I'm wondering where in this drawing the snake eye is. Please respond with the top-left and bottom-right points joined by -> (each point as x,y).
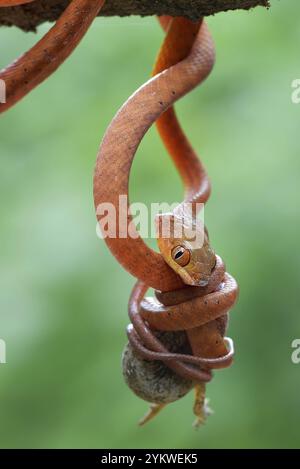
171,246 -> 191,267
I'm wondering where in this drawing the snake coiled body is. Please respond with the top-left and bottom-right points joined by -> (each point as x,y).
94,17 -> 238,420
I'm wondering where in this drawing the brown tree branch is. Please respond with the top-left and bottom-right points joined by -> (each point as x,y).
0,0 -> 269,32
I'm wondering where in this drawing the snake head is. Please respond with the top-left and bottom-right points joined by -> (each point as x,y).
155,212 -> 216,287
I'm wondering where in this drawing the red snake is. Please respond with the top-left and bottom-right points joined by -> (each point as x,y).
0,0 -> 105,113
93,17 -> 238,423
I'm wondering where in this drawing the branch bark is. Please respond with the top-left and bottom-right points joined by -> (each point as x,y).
0,0 -> 269,32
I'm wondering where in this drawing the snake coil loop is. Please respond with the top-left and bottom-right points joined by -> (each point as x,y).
126,253 -> 238,384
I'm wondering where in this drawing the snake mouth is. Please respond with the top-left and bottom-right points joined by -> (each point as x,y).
177,269 -> 210,287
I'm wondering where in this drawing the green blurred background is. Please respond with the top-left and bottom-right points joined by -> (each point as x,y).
0,1 -> 300,449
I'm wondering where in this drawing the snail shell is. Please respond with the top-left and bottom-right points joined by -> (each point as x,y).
122,331 -> 194,404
